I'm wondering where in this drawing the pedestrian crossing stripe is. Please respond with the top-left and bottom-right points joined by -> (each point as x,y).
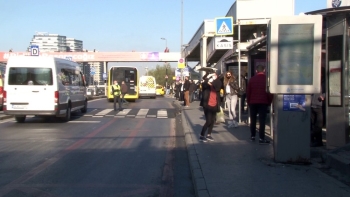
215,17 -> 234,35
78,108 -> 175,119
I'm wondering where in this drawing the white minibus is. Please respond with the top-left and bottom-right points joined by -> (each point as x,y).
4,56 -> 88,122
139,76 -> 156,99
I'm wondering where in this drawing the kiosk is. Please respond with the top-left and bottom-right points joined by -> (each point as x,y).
267,15 -> 323,163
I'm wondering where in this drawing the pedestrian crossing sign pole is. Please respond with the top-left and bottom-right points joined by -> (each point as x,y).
215,17 -> 234,35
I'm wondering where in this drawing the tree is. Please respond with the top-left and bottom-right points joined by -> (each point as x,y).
147,63 -> 175,86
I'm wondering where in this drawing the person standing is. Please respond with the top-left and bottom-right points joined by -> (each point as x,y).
198,80 -> 203,101
175,81 -> 181,100
199,72 -> 222,142
247,65 -> 273,144
112,80 -> 122,111
121,81 -> 129,105
183,76 -> 190,107
189,80 -> 196,103
223,71 -> 240,128
310,80 -> 325,147
240,73 -> 248,113
179,80 -> 184,102
166,84 -> 170,95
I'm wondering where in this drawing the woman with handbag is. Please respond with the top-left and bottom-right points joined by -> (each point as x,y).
223,71 -> 240,128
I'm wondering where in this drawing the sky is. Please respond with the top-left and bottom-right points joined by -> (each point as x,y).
0,0 -> 326,75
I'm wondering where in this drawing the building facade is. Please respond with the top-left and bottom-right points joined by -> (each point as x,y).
28,32 -> 83,52
66,38 -> 83,52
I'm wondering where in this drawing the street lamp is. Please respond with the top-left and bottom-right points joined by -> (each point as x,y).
145,67 -> 148,76
161,37 -> 167,51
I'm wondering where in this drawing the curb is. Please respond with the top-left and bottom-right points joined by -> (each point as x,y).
327,143 -> 350,178
174,101 -> 210,197
0,114 -> 12,120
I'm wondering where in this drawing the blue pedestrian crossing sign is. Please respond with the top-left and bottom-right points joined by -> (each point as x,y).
215,17 -> 234,35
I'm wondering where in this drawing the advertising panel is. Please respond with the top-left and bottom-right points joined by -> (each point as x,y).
268,15 -> 322,94
277,24 -> 314,86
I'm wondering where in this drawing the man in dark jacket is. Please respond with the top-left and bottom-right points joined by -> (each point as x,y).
247,65 -> 273,144
189,80 -> 197,103
183,76 -> 191,107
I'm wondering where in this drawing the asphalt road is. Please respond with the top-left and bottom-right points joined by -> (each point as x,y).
0,96 -> 194,197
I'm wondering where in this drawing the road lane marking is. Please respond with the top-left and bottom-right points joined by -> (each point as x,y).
95,109 -> 113,116
68,121 -> 101,123
157,109 -> 168,118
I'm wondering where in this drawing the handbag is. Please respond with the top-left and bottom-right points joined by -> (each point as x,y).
216,107 -> 225,123
235,87 -> 244,98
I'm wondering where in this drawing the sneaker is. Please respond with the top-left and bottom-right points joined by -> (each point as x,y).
227,123 -> 233,128
251,136 -> 255,141
206,135 -> 214,141
199,136 -> 207,142
233,121 -> 238,128
259,139 -> 270,144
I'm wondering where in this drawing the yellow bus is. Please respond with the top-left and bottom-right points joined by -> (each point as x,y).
107,66 -> 139,102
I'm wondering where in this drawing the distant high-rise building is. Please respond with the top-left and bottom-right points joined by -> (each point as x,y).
66,38 -> 83,52
28,32 -> 83,52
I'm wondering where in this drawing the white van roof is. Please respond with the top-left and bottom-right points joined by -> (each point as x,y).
7,56 -> 81,70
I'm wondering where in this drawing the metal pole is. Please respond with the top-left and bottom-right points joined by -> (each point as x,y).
238,21 -> 242,123
181,0 -> 183,53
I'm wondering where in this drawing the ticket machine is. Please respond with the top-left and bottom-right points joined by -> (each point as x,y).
267,15 -> 323,163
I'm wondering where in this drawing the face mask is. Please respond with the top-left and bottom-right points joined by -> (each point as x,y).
227,76 -> 231,79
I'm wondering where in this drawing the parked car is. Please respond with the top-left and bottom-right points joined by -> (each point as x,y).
86,88 -> 94,99
156,85 -> 165,96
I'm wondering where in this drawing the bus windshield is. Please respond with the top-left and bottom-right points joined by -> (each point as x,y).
108,67 -> 139,101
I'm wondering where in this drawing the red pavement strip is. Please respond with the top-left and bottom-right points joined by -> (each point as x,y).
159,119 -> 175,197
119,119 -> 146,148
0,117 -> 117,196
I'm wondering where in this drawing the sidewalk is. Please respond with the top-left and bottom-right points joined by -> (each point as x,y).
177,100 -> 350,197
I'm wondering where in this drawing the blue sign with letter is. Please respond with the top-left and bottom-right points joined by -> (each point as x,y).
103,73 -> 107,80
30,45 -> 39,56
283,94 -> 306,111
215,17 -> 233,35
